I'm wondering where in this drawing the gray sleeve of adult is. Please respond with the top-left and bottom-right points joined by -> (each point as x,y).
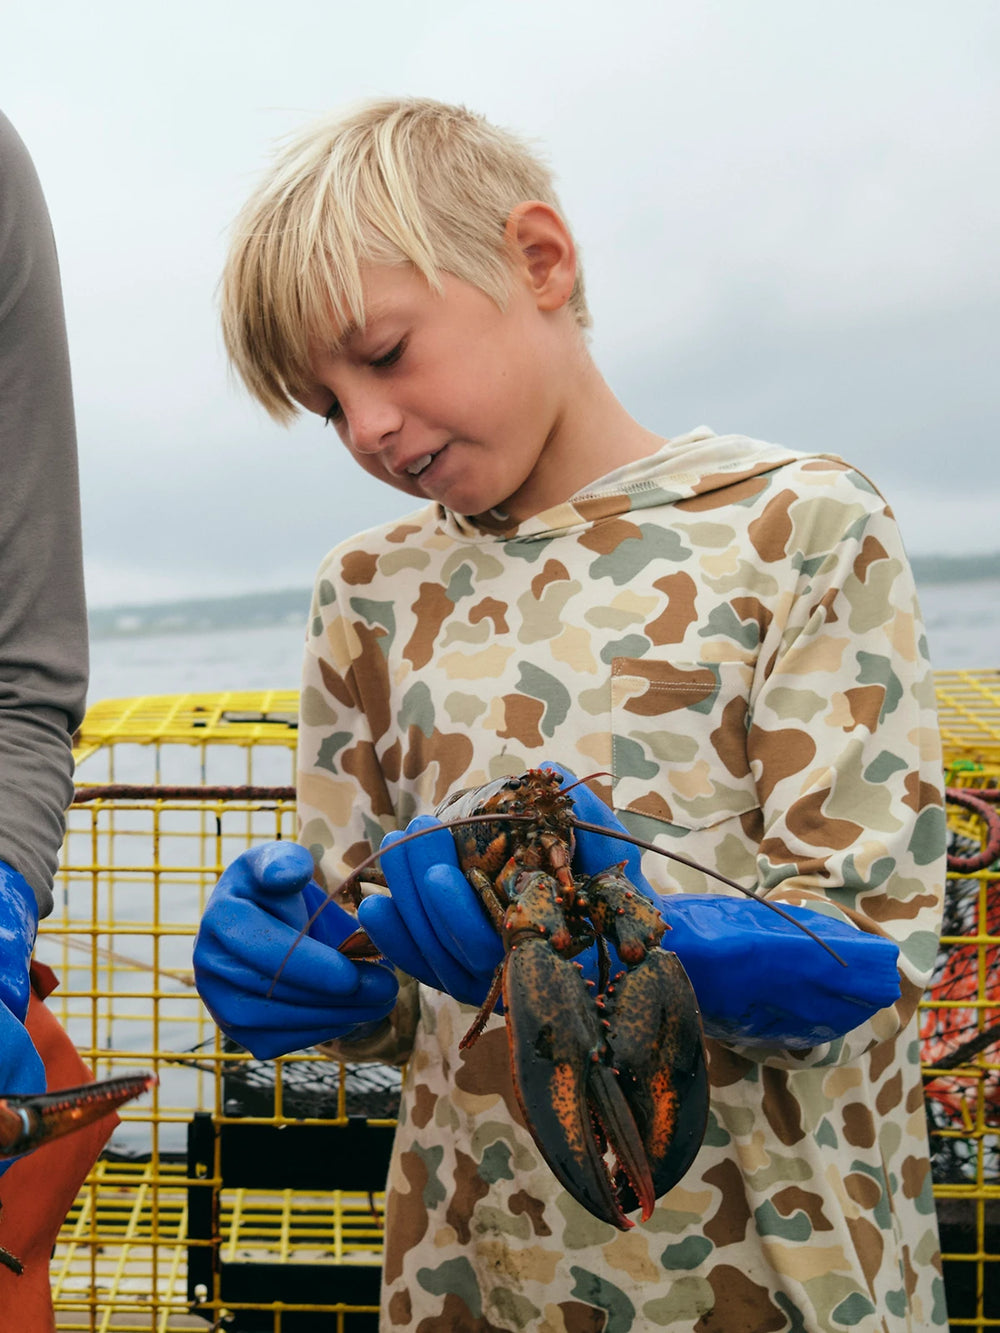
0,112 -> 88,916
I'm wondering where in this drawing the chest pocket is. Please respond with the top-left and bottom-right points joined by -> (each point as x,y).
610,657 -> 759,831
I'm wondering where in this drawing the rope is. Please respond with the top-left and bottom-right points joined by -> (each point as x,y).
72,784 -> 296,803
944,787 -> 1000,873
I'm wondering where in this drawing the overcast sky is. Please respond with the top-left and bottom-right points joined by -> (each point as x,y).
4,1 -> 997,608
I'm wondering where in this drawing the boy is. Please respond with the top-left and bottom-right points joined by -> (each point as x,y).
194,98 -> 947,1330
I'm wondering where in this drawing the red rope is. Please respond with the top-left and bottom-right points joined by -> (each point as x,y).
945,788 -> 1000,873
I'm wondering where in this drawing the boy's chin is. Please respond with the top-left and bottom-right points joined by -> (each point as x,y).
392,476 -> 432,503
376,471 -> 496,515
365,456 -> 521,519
362,467 -> 432,504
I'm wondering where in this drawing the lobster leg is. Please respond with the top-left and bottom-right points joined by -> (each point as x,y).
0,1072 -> 155,1160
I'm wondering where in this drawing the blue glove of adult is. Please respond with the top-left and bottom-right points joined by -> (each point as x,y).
0,861 -> 46,1176
549,762 -> 902,1048
357,818 -> 504,1008
193,842 -> 399,1060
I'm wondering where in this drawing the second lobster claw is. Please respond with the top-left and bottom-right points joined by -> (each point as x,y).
498,866 -> 709,1230
0,1072 -> 156,1160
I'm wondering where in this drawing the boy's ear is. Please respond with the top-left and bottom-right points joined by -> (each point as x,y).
503,202 -> 576,312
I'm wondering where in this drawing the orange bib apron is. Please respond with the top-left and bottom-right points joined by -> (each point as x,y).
0,963 -> 119,1330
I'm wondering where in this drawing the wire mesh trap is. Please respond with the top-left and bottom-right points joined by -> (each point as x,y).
24,678 -> 1000,1330
217,1042 -> 402,1123
922,781 -> 1000,1188
38,693 -> 390,1331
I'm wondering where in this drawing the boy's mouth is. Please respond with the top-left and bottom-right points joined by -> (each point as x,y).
405,451 -> 437,477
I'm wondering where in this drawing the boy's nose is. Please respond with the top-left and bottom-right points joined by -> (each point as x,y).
345,396 -> 403,455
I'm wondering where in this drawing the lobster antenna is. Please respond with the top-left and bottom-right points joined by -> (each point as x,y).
556,770 -> 613,798
552,771 -> 845,963
267,798 -> 847,996
568,817 -> 847,966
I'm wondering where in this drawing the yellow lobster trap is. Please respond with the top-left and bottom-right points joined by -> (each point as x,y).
927,670 -> 1000,1331
23,671 -> 1000,1329
41,692 -> 396,1332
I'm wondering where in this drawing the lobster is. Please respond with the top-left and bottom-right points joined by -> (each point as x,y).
301,766 -> 845,1232
435,771 -> 709,1229
0,1072 -> 154,1275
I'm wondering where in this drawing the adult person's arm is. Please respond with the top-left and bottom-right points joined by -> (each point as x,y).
0,112 -> 88,1164
0,111 -> 88,915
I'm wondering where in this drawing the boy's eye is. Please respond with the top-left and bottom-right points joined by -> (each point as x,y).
323,399 -> 343,426
370,339 -> 405,369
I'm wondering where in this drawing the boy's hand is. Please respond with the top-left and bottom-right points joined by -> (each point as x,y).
654,895 -> 901,1047
193,843 -> 399,1060
358,819 -> 504,1008
0,861 -> 46,1175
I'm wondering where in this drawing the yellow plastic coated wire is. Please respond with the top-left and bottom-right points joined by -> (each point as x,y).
28,681 -> 1000,1329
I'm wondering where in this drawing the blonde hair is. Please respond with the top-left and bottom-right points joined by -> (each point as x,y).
220,97 -> 590,422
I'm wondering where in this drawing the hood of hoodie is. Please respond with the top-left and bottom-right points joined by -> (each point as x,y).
437,427 -> 820,545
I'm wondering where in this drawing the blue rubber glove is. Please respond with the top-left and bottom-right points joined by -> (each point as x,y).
193,843 -> 399,1060
545,763 -> 903,1049
358,771 -> 626,1007
358,818 -> 504,1007
0,861 -> 46,1176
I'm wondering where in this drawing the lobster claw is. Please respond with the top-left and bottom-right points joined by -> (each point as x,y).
0,1072 -> 155,1161
495,865 -> 708,1230
502,933 -> 656,1230
604,948 -> 708,1212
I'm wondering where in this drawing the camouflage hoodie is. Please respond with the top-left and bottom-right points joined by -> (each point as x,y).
298,428 -> 947,1332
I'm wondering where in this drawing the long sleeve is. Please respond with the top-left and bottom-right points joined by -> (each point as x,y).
738,468 -> 945,1066
296,559 -> 398,896
0,113 -> 88,913
608,458 -> 945,1069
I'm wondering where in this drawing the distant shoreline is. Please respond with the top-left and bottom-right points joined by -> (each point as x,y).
88,588 -> 312,640
87,554 -> 1000,641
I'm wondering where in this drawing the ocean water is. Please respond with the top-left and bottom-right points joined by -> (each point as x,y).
88,577 -> 1000,705
919,578 -> 1000,672
89,620 -> 309,703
